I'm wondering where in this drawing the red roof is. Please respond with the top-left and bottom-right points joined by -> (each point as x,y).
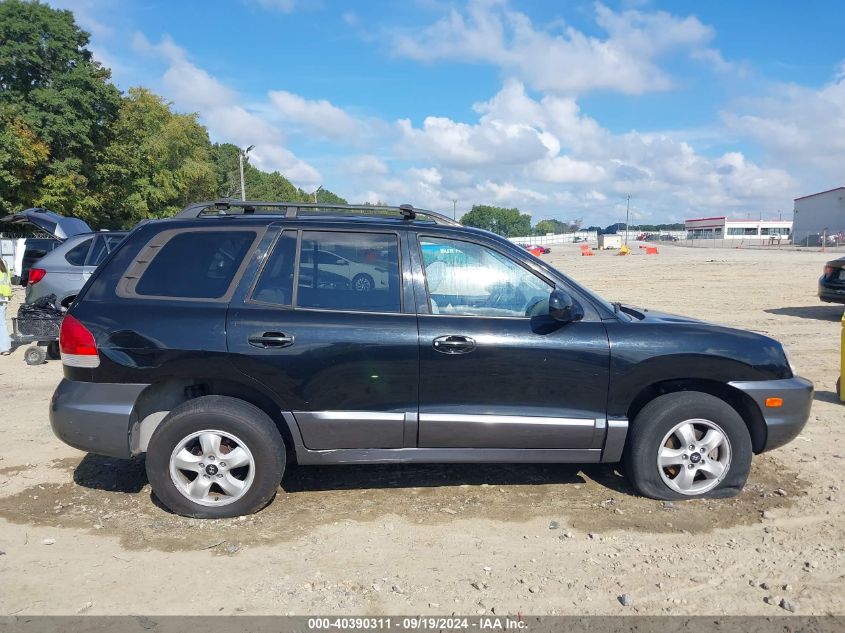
794,186 -> 845,201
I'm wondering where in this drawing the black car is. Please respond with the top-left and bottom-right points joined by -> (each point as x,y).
50,200 -> 813,518
819,256 -> 845,303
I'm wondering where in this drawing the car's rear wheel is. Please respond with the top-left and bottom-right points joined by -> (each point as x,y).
624,391 -> 752,500
352,273 -> 374,292
145,396 -> 286,518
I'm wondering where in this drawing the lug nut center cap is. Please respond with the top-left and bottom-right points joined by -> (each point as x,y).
205,464 -> 219,476
689,453 -> 702,464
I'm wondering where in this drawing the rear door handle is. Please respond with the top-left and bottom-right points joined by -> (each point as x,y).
433,335 -> 476,354
248,332 -> 295,349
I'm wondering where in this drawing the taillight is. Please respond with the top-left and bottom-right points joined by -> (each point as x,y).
59,315 -> 100,367
824,265 -> 834,277
28,268 -> 46,284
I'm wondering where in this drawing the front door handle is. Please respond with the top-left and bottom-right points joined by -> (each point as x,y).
248,332 -> 295,349
433,335 -> 476,354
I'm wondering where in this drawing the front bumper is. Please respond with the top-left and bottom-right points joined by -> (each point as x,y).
729,376 -> 814,452
50,379 -> 148,458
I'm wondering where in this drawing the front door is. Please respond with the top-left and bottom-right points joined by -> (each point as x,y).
227,228 -> 419,450
413,234 -> 610,449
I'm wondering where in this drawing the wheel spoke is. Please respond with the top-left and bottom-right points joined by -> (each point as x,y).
700,429 -> 725,453
224,447 -> 250,469
672,466 -> 695,491
187,475 -> 213,500
659,447 -> 686,467
698,459 -> 726,480
218,473 -> 246,497
172,448 -> 203,472
674,423 -> 696,448
199,433 -> 222,458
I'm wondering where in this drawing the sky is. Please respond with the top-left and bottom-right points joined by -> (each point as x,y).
49,0 -> 845,226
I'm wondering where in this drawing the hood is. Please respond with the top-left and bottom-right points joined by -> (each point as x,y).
619,304 -> 704,324
0,208 -> 91,241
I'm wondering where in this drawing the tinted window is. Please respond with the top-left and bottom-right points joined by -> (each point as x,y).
420,237 -> 551,317
296,231 -> 401,312
86,236 -> 107,266
252,231 -> 297,305
135,230 -> 256,299
65,238 -> 92,266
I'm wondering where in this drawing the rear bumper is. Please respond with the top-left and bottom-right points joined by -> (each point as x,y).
729,376 -> 814,452
819,281 -> 845,303
49,379 -> 148,458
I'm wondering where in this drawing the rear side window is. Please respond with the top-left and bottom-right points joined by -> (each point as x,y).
297,231 -> 401,312
65,238 -> 92,266
134,230 -> 257,299
86,236 -> 108,266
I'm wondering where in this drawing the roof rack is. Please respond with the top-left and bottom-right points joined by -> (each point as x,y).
174,199 -> 461,226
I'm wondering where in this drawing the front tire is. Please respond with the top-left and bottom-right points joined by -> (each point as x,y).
624,391 -> 752,500
145,396 -> 286,518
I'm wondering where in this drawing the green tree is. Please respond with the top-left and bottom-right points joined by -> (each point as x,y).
534,218 -> 581,235
0,0 -> 120,215
94,88 -> 216,228
461,205 -> 532,237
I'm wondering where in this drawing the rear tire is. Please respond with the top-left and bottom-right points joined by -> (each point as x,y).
24,346 -> 46,366
46,341 -> 61,360
624,391 -> 752,500
352,273 -> 374,292
145,396 -> 286,518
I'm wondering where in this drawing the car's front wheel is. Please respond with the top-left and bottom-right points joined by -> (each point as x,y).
145,396 -> 286,518
624,391 -> 752,500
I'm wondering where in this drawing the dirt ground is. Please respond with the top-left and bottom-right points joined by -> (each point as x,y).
0,243 -> 843,616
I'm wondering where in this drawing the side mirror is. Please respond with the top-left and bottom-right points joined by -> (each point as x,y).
549,288 -> 583,323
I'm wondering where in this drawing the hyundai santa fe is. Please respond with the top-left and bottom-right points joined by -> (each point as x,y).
50,200 -> 813,518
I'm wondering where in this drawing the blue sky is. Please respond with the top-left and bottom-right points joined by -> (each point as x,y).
52,0 -> 845,226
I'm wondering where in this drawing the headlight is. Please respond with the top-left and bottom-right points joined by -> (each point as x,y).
781,344 -> 798,376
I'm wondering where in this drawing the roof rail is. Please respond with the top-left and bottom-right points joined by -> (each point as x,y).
174,199 -> 461,226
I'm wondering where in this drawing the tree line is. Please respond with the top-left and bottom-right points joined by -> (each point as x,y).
0,0 -> 345,229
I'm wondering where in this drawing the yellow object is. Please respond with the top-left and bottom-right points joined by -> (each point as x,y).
0,265 -> 13,298
840,311 -> 845,402
765,397 -> 783,408
617,244 -> 631,256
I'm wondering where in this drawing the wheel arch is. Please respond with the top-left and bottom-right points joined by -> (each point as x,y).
131,377 -> 297,460
625,378 -> 767,454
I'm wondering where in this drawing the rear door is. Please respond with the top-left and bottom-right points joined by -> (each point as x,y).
227,226 -> 419,450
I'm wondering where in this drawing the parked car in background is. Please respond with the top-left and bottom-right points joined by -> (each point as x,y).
819,256 -> 845,304
523,244 -> 549,256
0,208 -> 92,286
26,231 -> 128,308
50,199 -> 812,518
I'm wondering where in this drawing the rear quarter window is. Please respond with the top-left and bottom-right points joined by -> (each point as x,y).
118,229 -> 260,301
64,238 -> 92,266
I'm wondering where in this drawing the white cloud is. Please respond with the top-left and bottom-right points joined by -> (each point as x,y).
724,67 -> 845,186
345,155 -> 390,176
268,91 -> 363,141
391,0 -> 726,95
132,34 -> 322,189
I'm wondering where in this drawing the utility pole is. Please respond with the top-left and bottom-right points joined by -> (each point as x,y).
239,145 -> 255,201
624,194 -> 631,245
452,199 -> 457,220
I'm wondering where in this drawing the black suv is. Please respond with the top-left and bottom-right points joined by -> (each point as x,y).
50,200 -> 813,517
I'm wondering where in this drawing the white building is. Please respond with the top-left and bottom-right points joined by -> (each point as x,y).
793,187 -> 845,237
684,216 -> 792,241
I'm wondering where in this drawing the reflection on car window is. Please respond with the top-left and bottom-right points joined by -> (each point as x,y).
87,236 -> 108,266
297,231 -> 401,313
252,231 -> 296,305
420,237 -> 551,317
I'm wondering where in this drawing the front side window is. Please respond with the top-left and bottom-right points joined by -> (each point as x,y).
135,230 -> 256,299
296,231 -> 401,313
420,237 -> 552,317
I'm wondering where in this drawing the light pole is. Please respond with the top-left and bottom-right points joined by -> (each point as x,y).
452,199 -> 457,220
624,194 -> 631,245
313,185 -> 323,203
239,145 -> 255,201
